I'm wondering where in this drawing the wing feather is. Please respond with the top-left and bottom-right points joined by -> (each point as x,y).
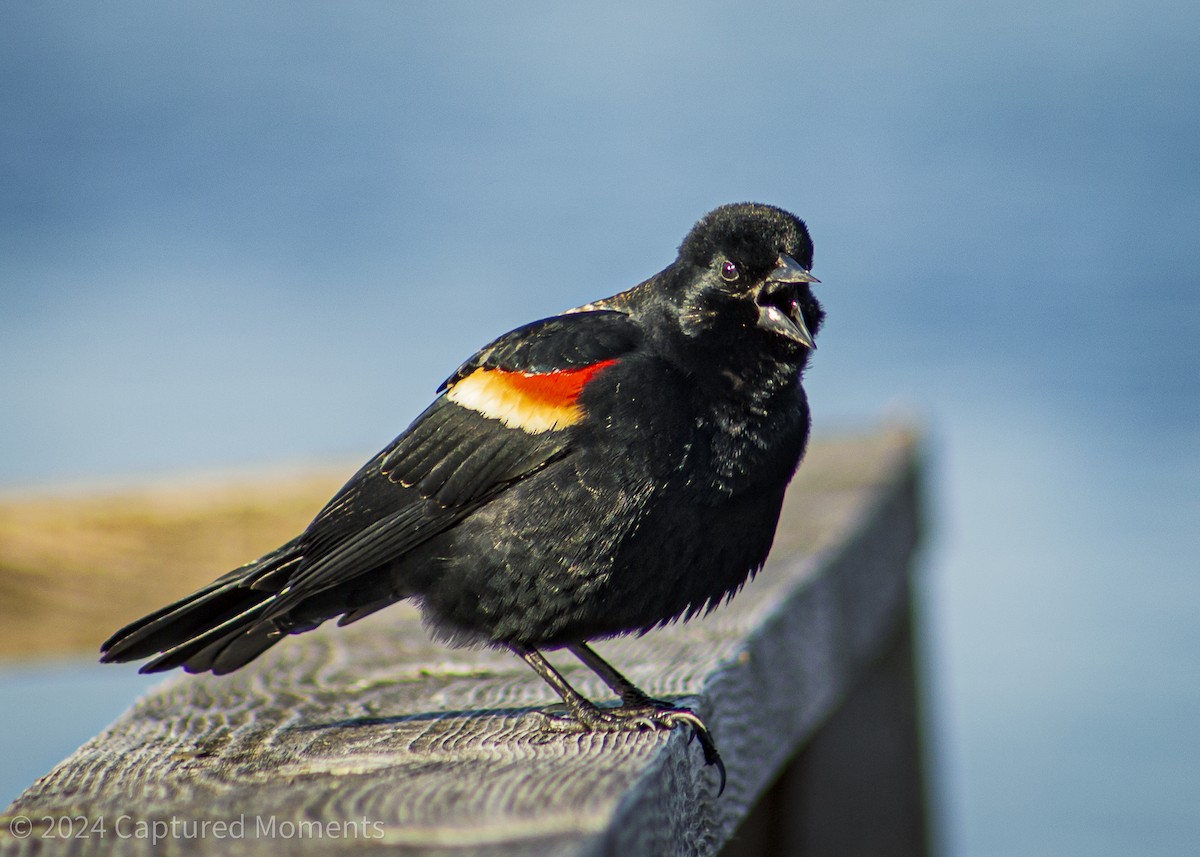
112,309 -> 644,663
261,310 -> 640,604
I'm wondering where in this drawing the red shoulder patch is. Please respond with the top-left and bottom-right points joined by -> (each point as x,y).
494,360 -> 619,407
446,359 -> 619,433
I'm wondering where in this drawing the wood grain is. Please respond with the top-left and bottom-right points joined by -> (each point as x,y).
0,427 -> 922,856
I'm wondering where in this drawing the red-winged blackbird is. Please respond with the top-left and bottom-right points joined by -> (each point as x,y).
101,203 -> 823,792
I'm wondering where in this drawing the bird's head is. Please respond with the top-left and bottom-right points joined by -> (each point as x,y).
672,202 -> 824,352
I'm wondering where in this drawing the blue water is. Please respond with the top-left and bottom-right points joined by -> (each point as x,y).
2,2 -> 1197,852
0,661 -> 160,806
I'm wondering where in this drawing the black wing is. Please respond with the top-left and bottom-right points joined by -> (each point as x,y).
101,309 -> 640,673
286,309 -> 641,590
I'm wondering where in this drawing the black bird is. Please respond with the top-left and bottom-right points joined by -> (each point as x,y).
100,202 -> 824,792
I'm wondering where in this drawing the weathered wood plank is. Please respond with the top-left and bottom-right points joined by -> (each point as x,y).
0,427 -> 923,857
720,610 -> 930,856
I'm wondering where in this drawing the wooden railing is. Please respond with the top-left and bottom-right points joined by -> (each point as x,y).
0,426 -> 928,857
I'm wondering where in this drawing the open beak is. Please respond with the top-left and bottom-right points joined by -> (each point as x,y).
755,254 -> 819,348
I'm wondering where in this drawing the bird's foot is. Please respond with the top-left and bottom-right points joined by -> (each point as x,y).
530,698 -> 726,794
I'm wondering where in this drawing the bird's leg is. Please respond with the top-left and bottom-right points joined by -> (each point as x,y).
569,641 -> 724,786
515,645 -> 610,725
568,641 -> 660,706
515,643 -> 726,793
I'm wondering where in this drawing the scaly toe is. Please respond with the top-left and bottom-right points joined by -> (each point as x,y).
527,700 -> 726,795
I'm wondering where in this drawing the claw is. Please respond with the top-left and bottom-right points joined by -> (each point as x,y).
658,709 -> 726,796
688,724 -> 727,796
527,697 -> 726,796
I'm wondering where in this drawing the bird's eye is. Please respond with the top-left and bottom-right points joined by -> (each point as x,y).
720,260 -> 740,282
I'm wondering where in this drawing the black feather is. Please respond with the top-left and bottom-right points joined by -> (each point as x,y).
440,309 -> 640,389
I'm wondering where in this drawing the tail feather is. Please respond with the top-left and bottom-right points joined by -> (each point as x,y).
145,600 -> 328,675
99,540 -> 303,672
141,600 -> 278,674
208,625 -> 287,674
100,583 -> 256,661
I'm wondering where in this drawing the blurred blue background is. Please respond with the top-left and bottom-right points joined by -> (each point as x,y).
2,2 -> 1197,853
